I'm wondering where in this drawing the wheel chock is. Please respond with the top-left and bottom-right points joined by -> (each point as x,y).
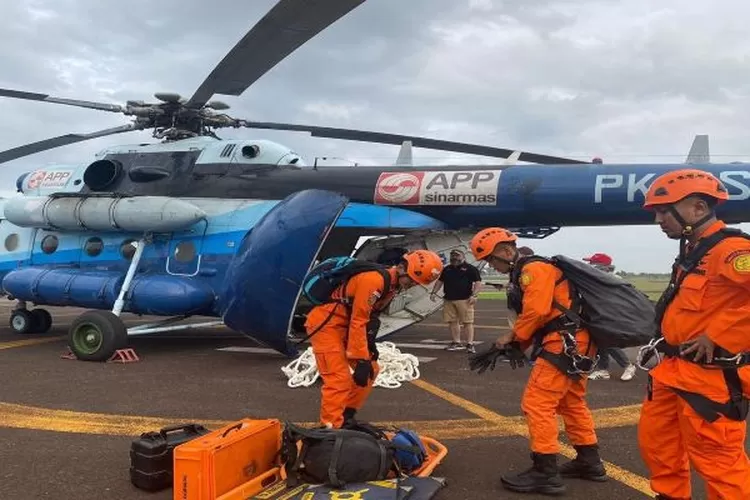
60,348 -> 77,360
59,348 -> 140,363
107,348 -> 140,363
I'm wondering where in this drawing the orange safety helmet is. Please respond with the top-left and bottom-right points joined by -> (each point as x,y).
402,250 -> 443,286
469,227 -> 518,261
643,168 -> 729,209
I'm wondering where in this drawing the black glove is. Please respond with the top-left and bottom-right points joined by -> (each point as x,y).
468,342 -> 529,374
505,341 -> 528,370
352,360 -> 373,387
468,344 -> 507,374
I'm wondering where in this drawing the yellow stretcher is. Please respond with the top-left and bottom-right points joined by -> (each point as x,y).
220,433 -> 449,500
164,419 -> 449,500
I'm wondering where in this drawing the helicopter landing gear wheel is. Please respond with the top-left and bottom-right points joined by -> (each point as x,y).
30,309 -> 52,333
9,309 -> 34,334
68,310 -> 128,362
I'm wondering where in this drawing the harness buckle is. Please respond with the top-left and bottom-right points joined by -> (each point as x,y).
636,337 -> 665,372
566,353 -> 599,376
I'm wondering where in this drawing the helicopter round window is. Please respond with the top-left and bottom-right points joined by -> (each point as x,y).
120,239 -> 137,260
84,237 -> 104,257
174,241 -> 196,262
4,233 -> 19,252
41,235 -> 58,254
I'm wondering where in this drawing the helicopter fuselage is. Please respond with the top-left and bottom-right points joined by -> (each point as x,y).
16,137 -> 750,232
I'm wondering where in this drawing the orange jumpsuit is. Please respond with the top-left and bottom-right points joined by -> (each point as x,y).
304,268 -> 398,428
638,221 -> 750,499
513,261 -> 598,454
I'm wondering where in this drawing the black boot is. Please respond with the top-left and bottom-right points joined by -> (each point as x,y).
341,407 -> 358,428
558,444 -> 607,482
500,452 -> 566,496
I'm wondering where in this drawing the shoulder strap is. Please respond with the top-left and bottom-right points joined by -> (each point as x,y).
654,227 -> 750,330
376,268 -> 392,299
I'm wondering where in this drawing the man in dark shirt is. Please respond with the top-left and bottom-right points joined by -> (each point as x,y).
430,249 -> 482,353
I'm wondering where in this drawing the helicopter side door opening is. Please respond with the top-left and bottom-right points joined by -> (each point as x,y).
352,229 -> 478,340
289,227 -> 479,342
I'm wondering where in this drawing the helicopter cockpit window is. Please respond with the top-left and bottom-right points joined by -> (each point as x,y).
41,235 -> 58,254
120,239 -> 137,260
84,237 -> 104,257
5,233 -> 18,252
174,241 -> 196,262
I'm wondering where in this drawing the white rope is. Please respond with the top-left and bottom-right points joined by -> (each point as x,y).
280,342 -> 421,389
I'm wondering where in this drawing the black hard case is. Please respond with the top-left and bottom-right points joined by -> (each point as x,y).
129,423 -> 210,491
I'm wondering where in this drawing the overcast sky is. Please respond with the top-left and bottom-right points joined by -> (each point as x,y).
1,0 -> 750,272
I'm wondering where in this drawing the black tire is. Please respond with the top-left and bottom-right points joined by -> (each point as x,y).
67,310 -> 128,362
30,309 -> 53,333
9,310 -> 34,334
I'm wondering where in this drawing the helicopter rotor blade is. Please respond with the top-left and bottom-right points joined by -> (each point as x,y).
0,88 -> 124,113
239,121 -> 588,164
0,123 -> 141,164
185,0 -> 365,109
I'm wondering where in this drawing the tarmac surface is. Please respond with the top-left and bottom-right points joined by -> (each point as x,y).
0,299 -> 746,500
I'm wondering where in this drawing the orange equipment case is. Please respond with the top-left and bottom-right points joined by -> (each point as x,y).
172,419 -> 283,500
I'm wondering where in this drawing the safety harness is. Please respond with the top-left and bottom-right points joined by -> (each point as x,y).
637,227 -> 750,423
507,256 -> 597,380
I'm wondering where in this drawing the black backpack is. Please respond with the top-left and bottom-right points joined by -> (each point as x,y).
508,254 -> 657,350
280,421 -> 422,489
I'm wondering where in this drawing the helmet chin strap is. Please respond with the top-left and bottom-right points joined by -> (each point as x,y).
667,206 -> 714,259
490,248 -> 520,269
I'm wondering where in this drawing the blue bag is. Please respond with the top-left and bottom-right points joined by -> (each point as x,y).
391,429 -> 427,473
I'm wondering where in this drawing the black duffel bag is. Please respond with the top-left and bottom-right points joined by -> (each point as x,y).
281,421 -> 420,488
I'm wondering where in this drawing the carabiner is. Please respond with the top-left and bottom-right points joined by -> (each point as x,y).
636,338 -> 664,372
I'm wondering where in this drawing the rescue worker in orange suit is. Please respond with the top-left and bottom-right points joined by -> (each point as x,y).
470,228 -> 605,496
638,169 -> 750,499
304,250 -> 444,429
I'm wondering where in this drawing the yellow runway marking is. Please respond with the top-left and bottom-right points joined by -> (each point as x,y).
411,379 -> 655,498
0,399 -> 643,441
0,401 -> 491,441
0,336 -> 64,350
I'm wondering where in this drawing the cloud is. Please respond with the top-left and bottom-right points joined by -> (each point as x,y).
1,0 -> 749,272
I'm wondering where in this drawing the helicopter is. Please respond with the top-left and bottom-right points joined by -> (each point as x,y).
1,0 -> 750,363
